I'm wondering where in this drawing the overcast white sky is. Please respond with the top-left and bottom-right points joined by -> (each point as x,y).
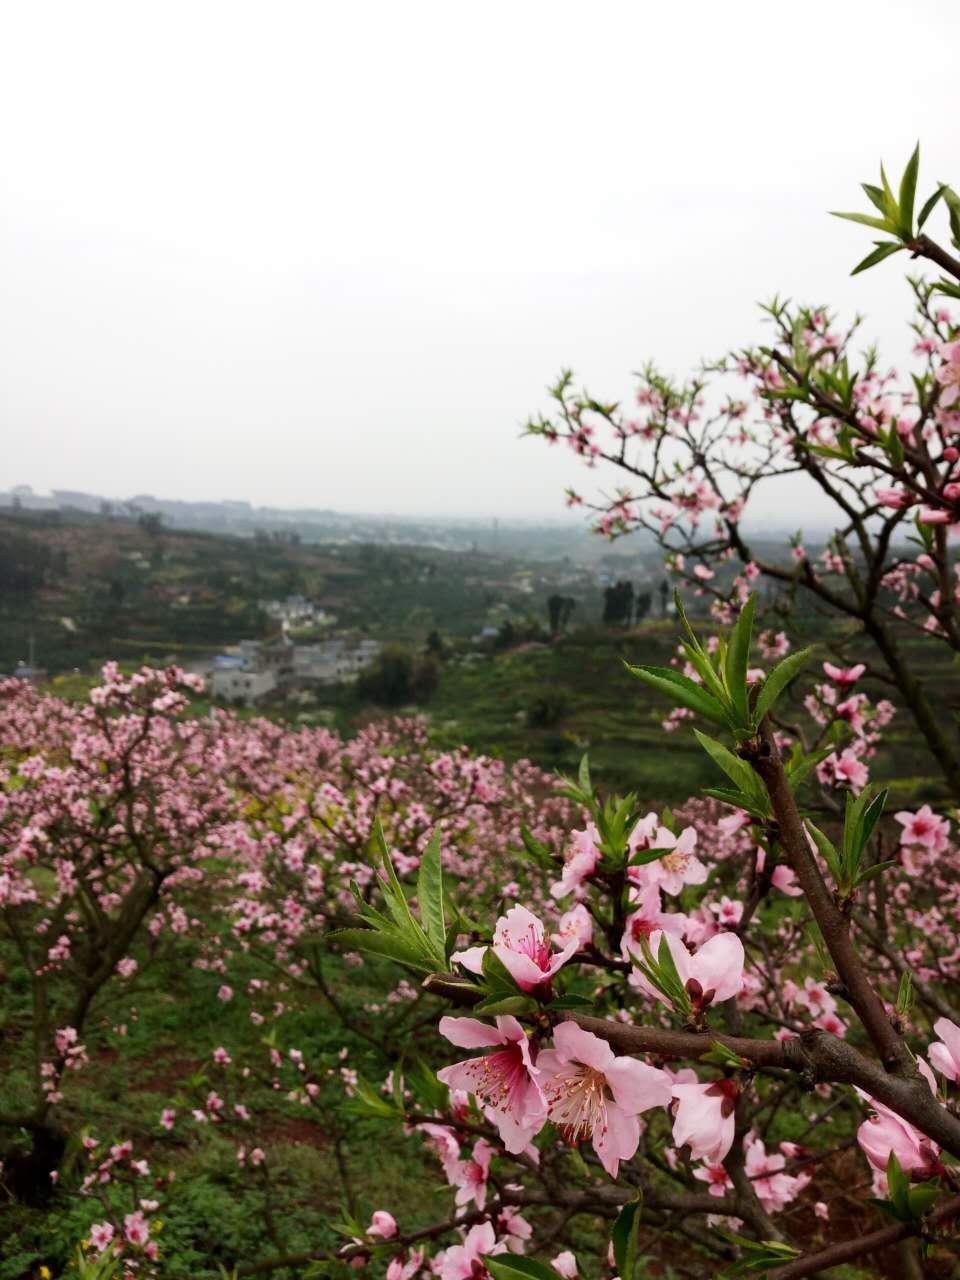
2,1 -> 958,518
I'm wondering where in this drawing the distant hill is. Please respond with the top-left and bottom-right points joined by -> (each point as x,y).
1,485 -> 622,561
0,508 -> 647,675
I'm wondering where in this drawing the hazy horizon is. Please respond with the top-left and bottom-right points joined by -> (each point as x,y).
4,1 -> 960,519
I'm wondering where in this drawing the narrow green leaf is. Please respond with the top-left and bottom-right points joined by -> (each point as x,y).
611,1197 -> 643,1280
907,1180 -> 942,1218
918,183 -> 947,229
857,789 -> 887,856
693,730 -> 766,806
854,859 -> 898,886
329,928 -> 434,973
887,1151 -> 910,1217
680,640 -> 729,705
673,589 -> 701,651
880,162 -> 898,218
785,744 -> 835,788
752,646 -> 813,726
898,143 -> 920,235
520,825 -> 553,869
417,828 -> 446,957
482,947 -> 520,993
724,594 -> 756,723
806,820 -> 842,884
473,995 -> 536,1016
851,241 -> 902,276
861,181 -> 888,215
830,210 -> 898,233
625,663 -> 728,724
547,993 -> 595,1010
702,786 -> 769,820
656,932 -> 691,1011
578,753 -> 592,797
484,1256 -> 563,1280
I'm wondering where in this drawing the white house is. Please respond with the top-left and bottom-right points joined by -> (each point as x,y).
210,668 -> 277,707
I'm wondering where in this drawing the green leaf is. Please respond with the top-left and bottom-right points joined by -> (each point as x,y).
473,995 -> 536,1016
908,1180 -> 942,1218
854,858 -> 898,886
628,844 -> 675,867
785,744 -> 835,789
830,210 -> 897,233
721,1234 -> 802,1273
701,1041 -> 751,1070
611,1196 -> 643,1280
724,594 -> 756,723
693,729 -> 766,806
629,934 -> 689,1013
851,241 -> 903,276
858,789 -> 887,855
806,821 -> 842,885
417,828 -> 446,956
547,993 -> 596,1010
520,825 -> 554,870
578,753 -> 593,797
885,421 -> 905,468
805,442 -> 856,462
376,824 -> 423,936
880,162 -> 898,218
702,786 -> 769,820
343,1077 -> 401,1118
484,1257 -> 563,1280
898,143 -> 920,235
329,928 -> 434,973
861,181 -> 889,215
481,947 -> 520,993
886,1151 -> 911,1218
625,662 -> 728,725
918,183 -> 948,229
752,646 -> 813,726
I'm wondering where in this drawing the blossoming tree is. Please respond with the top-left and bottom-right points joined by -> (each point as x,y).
526,146 -> 960,800
338,595 -> 960,1279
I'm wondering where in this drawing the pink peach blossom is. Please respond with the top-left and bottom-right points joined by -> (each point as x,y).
453,906 -> 578,992
368,1210 -> 398,1239
857,1098 -> 943,1178
671,1079 -> 738,1164
437,1015 -> 546,1153
895,805 -> 950,853
822,662 -> 866,688
637,826 -> 707,897
439,1222 -> 505,1280
632,930 -> 745,1013
929,1017 -> 960,1081
537,1022 -> 672,1177
451,1138 -> 493,1210
550,825 -> 601,899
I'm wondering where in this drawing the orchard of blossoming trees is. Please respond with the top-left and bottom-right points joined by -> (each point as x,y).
4,149 -> 960,1280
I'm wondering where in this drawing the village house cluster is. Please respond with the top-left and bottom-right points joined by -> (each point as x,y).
208,632 -> 381,706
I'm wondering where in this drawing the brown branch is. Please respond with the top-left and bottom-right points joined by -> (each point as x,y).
911,234 -> 960,283
746,727 -> 908,1072
566,1013 -> 960,1162
767,1192 -> 960,1279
